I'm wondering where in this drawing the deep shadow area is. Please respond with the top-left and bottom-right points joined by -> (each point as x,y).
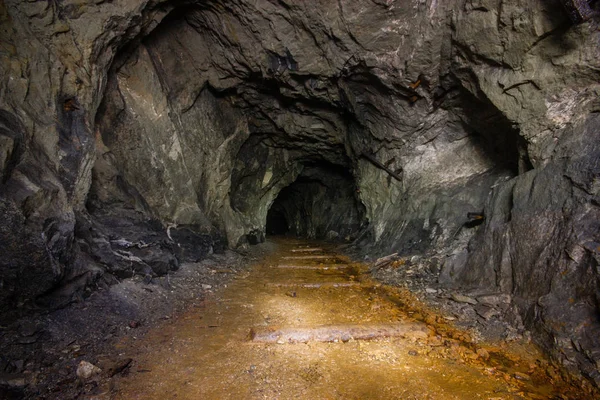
446,80 -> 534,176
266,207 -> 289,236
266,162 -> 366,241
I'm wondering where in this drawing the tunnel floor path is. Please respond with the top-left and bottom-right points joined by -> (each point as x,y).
113,238 -> 563,399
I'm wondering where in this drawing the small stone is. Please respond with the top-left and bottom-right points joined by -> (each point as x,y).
428,336 -> 444,346
285,291 -> 297,298
477,293 -> 511,306
476,348 -> 490,360
326,230 -> 339,240
457,346 -> 478,360
16,336 -> 38,344
425,288 -> 437,294
76,361 -> 102,380
451,293 -> 478,305
513,371 -> 531,381
0,375 -> 26,390
128,320 -> 141,329
474,304 -> 500,320
202,284 -> 212,290
408,350 -> 418,356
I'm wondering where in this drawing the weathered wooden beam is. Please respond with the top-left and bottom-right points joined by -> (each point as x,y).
370,252 -> 399,272
361,152 -> 403,182
290,248 -> 323,253
281,255 -> 335,260
250,322 -> 429,343
268,282 -> 363,289
275,264 -> 350,270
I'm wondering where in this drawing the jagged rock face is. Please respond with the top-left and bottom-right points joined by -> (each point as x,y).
0,0 -> 599,386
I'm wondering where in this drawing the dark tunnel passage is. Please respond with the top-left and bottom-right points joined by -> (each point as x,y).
265,162 -> 367,241
266,207 -> 289,236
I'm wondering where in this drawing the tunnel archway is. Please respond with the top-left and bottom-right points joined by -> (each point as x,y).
265,162 -> 367,241
266,205 -> 289,236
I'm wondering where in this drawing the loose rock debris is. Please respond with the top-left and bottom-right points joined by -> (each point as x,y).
0,248 -> 254,399
76,361 -> 102,380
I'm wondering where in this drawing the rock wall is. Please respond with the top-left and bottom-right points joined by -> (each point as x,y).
0,0 -> 599,386
449,2 -> 600,383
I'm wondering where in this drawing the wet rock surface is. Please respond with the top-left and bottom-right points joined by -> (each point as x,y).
0,0 -> 599,391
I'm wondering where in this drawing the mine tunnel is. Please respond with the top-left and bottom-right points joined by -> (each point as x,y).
1,0 -> 600,398
265,205 -> 288,236
265,162 -> 366,240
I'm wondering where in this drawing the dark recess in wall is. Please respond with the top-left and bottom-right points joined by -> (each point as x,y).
443,79 -> 534,176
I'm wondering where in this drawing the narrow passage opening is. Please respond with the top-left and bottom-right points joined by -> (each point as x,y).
266,162 -> 366,241
266,206 -> 289,236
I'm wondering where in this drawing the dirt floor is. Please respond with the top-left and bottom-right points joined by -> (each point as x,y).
0,247 -> 256,399
98,239 -> 595,399
2,238 -> 597,399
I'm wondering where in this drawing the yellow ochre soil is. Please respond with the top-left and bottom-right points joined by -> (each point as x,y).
110,238 -> 596,399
